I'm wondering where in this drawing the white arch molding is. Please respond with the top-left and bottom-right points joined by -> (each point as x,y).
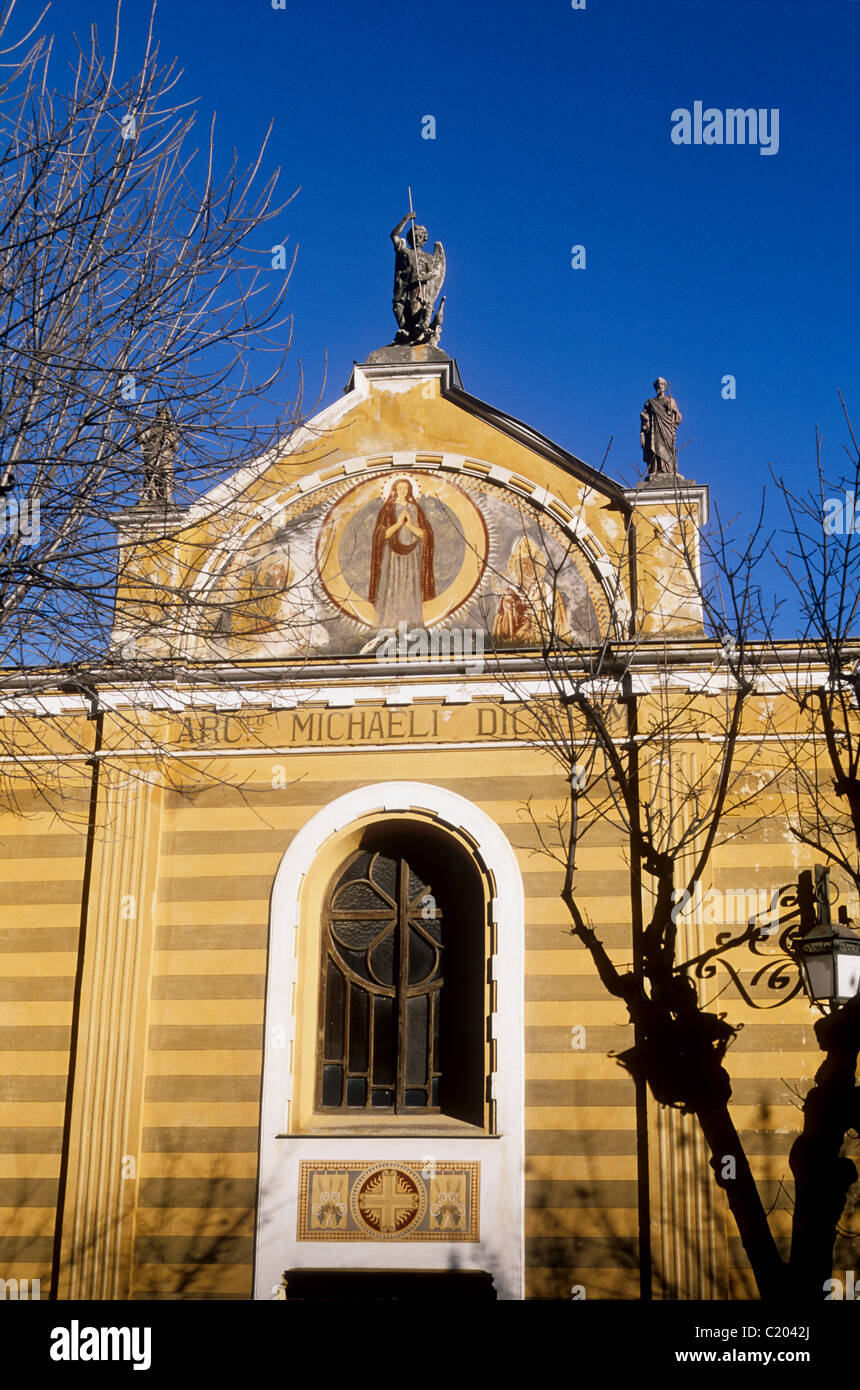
253,782 -> 525,1300
185,450 -> 631,651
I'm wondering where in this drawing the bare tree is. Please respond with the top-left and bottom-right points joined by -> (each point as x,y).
0,2 -> 302,747
757,401 -> 860,1297
766,400 -> 860,894
482,472 -> 860,1299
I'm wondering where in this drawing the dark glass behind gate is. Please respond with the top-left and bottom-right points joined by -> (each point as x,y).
318,848 -> 444,1112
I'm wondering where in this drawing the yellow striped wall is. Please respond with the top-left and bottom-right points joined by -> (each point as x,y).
0,708 -> 846,1300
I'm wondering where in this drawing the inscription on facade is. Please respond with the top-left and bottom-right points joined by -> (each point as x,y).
174,703 -> 532,748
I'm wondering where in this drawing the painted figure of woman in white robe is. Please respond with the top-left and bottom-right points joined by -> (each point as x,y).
368,478 -> 436,629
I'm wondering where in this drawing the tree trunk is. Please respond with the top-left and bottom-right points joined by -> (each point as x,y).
788,996 -> 860,1298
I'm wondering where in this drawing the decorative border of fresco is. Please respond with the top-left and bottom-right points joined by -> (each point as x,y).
189,451 -> 625,654
297,1160 -> 480,1242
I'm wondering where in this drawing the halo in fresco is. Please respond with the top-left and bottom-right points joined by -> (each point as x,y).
198,465 -> 607,658
316,474 -> 488,628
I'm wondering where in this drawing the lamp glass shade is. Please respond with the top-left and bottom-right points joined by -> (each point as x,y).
836,950 -> 860,1001
798,927 -> 860,1003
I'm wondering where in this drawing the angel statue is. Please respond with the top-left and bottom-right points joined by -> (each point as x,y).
390,210 -> 446,346
137,406 -> 178,503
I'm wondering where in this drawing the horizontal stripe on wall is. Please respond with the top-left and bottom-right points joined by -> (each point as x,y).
525,1267 -> 638,1298
145,1053 -> 263,1078
525,1023 -> 819,1053
152,951 -> 265,977
163,774 -> 571,811
162,829 -> 301,856
0,1057 -> 71,1079
142,1128 -> 259,1153
157,820 -> 628,855
525,977 -> 633,1002
143,1102 -> 259,1127
0,1207 -> 55,1237
148,1027 -> 262,1051
0,881 -> 82,904
0,836 -> 85,860
526,1004 -> 639,1027
156,925 -> 269,952
713,865 -> 805,888
130,1263 -> 252,1295
139,1179 -> 257,1208
131,1291 -> 246,1301
526,1180 -> 639,1208
525,951 -> 633,977
135,1209 -> 254,1238
525,925 -> 632,949
0,1028 -> 71,1050
153,867 -> 627,903
526,1107 -> 639,1130
521,1155 -> 642,1182
0,957 -> 77,979
737,1130 -> 800,1154
0,978 -> 74,1001
0,1004 -> 73,1026
134,1236 -> 253,1266
524,1081 -> 636,1106
137,1158 -> 258,1185
0,1178 -> 59,1205
153,920 -> 636,952
148,1003 -> 263,1028
525,1130 -> 638,1156
525,1236 -> 639,1267
713,817 -> 795,843
0,1076 -> 66,1102
157,877 -> 275,904
145,1076 -> 261,1103
717,1026 -> 822,1050
0,929 -> 79,953
0,1235 -> 54,1261
727,1079 -> 810,1105
0,1128 -> 62,1153
151,976 -> 266,1001
526,1027 -> 634,1052
526,1056 -> 639,1083
526,1209 -> 639,1239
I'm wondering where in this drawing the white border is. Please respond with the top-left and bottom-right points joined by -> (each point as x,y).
253,781 -> 525,1300
184,449 -> 631,636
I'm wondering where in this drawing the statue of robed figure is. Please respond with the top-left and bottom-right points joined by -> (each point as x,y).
137,405 -> 178,503
390,211 -> 446,346
640,378 -> 683,478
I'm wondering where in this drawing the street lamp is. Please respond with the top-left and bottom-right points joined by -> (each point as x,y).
796,866 -> 860,1010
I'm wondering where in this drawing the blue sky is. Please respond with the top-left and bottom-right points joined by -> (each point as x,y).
45,0 -> 860,607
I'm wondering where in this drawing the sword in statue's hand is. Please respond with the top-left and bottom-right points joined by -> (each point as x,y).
407,185 -> 426,306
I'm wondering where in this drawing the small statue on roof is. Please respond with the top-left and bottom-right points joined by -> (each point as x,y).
641,378 -> 683,478
137,406 -> 178,504
390,198 -> 446,346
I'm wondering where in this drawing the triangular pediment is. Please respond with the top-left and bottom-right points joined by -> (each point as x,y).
113,354 -> 699,662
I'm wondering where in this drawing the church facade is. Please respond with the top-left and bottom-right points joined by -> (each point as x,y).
0,344 -> 847,1301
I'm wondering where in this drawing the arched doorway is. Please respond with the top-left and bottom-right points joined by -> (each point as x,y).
317,826 -> 487,1126
254,783 -> 525,1300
